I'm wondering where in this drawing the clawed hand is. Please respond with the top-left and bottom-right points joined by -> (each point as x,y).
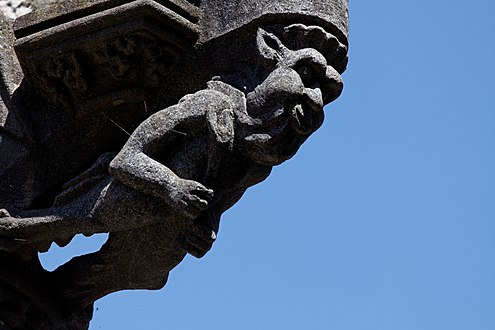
185,222 -> 217,258
169,179 -> 214,218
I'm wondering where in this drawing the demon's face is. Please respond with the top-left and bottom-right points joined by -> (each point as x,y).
238,25 -> 345,166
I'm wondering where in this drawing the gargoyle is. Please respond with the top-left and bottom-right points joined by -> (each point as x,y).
0,24 -> 345,309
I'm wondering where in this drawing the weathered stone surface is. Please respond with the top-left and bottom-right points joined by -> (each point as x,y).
200,0 -> 348,45
0,1 -> 32,19
0,0 -> 349,328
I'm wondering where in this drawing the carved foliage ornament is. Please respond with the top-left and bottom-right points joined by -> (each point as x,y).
30,31 -> 182,110
94,31 -> 179,84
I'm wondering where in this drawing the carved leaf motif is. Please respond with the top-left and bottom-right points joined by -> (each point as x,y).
33,52 -> 87,108
43,53 -> 87,92
96,31 -> 179,85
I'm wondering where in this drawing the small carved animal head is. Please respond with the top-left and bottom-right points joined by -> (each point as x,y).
236,25 -> 345,166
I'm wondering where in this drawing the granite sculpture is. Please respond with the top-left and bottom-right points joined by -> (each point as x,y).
0,1 -> 349,328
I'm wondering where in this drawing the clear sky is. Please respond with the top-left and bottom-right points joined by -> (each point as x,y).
40,1 -> 495,329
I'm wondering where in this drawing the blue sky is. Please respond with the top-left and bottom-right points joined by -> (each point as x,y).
40,1 -> 495,329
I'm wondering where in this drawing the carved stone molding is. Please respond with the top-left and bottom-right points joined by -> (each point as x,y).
14,0 -> 200,115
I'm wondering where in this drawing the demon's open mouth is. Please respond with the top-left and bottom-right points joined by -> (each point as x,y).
291,104 -> 320,135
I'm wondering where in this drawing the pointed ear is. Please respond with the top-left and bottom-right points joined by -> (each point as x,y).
256,28 -> 287,67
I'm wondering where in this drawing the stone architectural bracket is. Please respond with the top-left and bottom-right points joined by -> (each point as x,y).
0,1 -> 349,328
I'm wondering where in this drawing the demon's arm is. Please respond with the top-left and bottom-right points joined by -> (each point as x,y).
109,89 -> 233,218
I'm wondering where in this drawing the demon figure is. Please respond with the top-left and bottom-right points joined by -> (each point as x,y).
0,24 -> 346,308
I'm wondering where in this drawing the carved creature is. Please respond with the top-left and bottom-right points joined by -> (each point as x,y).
0,24 -> 345,309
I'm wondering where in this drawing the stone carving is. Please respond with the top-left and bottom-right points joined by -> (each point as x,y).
95,31 -> 179,84
0,0 -> 348,328
37,52 -> 87,107
1,23 -> 345,304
